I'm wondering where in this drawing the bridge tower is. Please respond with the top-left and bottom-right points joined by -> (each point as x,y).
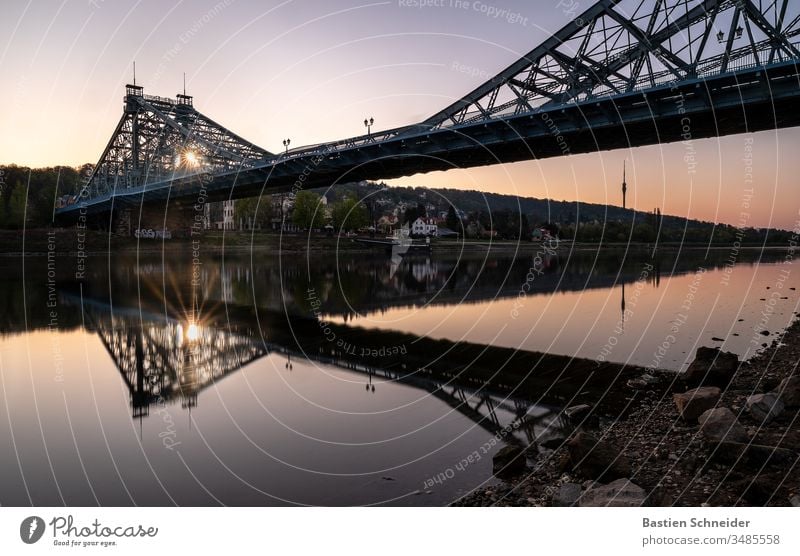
79,81 -> 272,235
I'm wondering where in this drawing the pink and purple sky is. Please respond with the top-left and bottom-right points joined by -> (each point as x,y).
1,0 -> 798,229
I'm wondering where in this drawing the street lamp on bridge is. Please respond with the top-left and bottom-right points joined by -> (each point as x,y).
364,117 -> 374,136
283,138 -> 291,154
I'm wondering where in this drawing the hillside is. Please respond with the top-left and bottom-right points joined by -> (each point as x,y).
326,181 -> 793,245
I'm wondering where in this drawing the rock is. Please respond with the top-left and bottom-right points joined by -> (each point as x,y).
492,444 -> 526,477
710,441 -> 797,469
627,378 -> 649,389
628,373 -> 661,389
552,483 -> 582,507
728,473 -> 784,505
698,408 -> 748,443
774,376 -> 800,407
791,495 -> 800,507
680,347 -> 739,386
563,404 -> 598,427
539,432 -> 568,450
746,393 -> 784,424
564,404 -> 591,421
673,386 -> 721,422
579,479 -> 646,507
566,431 -> 631,481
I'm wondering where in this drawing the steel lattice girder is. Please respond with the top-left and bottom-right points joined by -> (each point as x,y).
85,92 -> 271,198
421,0 -> 800,129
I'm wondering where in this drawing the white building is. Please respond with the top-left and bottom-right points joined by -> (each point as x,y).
205,200 -> 236,230
411,217 -> 438,236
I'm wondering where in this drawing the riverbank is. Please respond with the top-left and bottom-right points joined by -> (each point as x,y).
0,228 -> 377,255
0,228 -> 788,256
453,318 -> 800,507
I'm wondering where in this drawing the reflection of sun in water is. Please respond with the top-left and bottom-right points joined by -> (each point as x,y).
186,323 -> 200,342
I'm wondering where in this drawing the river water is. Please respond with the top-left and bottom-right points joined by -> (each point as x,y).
0,246 -> 797,505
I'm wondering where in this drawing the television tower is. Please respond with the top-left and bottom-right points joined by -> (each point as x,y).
622,160 -> 627,209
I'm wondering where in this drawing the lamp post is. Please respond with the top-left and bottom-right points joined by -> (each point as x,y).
282,138 -> 291,154
364,117 -> 374,136
717,26 -> 743,43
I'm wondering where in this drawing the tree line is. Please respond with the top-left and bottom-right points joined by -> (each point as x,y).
1,165 -> 795,247
0,165 -> 90,228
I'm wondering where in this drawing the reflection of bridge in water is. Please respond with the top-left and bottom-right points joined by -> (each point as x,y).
78,297 -> 566,446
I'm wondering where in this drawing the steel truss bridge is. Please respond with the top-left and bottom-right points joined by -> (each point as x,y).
56,0 -> 800,222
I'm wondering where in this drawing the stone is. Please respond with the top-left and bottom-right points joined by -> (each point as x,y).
563,404 -> 595,427
627,378 -> 649,389
698,408 -> 748,443
680,347 -> 739,386
791,495 -> 800,507
628,373 -> 662,389
539,432 -> 568,450
774,376 -> 800,407
552,483 -> 582,507
566,431 -> 631,481
492,444 -> 526,476
746,393 -> 784,424
640,373 -> 660,385
673,386 -> 721,422
579,479 -> 646,507
710,441 -> 798,469
728,473 -> 784,505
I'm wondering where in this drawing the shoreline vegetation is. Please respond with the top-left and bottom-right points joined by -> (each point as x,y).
1,165 -> 797,251
453,318 -> 800,507
0,228 -> 793,256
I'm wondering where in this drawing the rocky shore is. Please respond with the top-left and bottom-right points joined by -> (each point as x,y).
453,319 -> 800,507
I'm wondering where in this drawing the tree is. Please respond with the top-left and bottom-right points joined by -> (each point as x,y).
403,205 -> 419,224
292,191 -> 325,230
4,185 -> 27,228
331,196 -> 369,232
446,205 -> 460,231
632,222 -> 656,243
235,196 -> 272,230
540,221 -> 559,238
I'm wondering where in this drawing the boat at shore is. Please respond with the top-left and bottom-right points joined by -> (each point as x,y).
353,236 -> 431,251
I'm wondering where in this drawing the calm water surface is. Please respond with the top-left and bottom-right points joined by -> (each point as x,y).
0,246 -> 797,505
